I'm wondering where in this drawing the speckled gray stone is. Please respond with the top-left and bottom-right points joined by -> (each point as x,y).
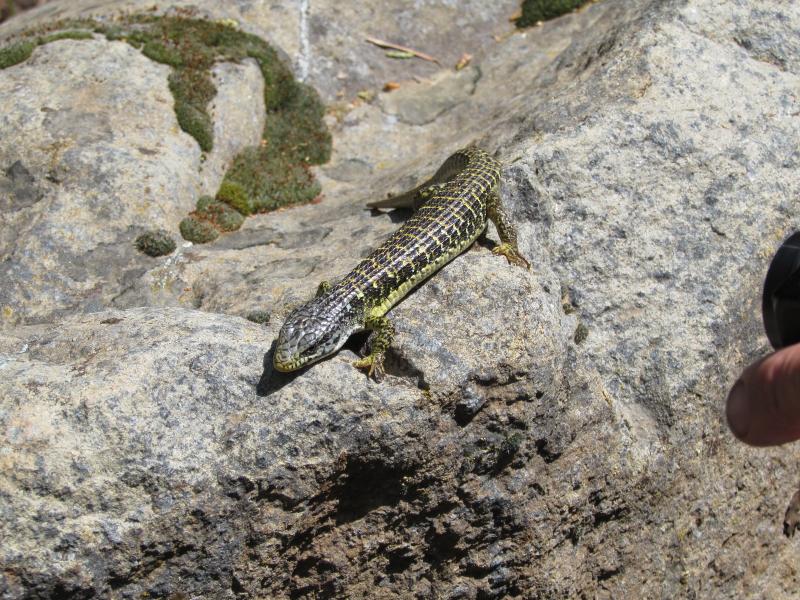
380,65 -> 482,125
2,0 -> 800,598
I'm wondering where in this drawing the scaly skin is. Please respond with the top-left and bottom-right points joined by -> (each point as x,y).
273,146 -> 529,380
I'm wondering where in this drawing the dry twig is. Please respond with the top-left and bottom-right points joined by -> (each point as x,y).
365,36 -> 441,65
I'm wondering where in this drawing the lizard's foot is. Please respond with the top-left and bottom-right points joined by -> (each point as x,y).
492,243 -> 530,270
315,280 -> 332,298
353,353 -> 386,382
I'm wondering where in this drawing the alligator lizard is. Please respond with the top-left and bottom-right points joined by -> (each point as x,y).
272,145 -> 529,380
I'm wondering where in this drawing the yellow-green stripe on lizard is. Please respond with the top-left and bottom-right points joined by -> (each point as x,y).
273,145 -> 529,380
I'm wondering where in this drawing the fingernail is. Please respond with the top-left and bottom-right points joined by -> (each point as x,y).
727,380 -> 750,440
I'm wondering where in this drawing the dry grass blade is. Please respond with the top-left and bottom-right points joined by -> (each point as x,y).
365,36 -> 441,65
455,53 -> 472,70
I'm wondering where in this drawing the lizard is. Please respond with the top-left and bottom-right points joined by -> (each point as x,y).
272,145 -> 529,381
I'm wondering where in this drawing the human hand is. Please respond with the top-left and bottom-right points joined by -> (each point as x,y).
727,343 -> 800,446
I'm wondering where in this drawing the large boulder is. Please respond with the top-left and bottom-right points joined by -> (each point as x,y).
2,0 -> 800,598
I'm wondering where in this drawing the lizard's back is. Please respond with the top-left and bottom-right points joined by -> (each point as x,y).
339,146 -> 501,318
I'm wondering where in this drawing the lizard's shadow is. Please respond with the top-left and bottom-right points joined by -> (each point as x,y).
368,206 -> 413,224
474,233 -> 497,252
256,333 -> 371,396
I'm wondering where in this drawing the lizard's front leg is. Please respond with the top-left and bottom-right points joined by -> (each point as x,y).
352,314 -> 395,381
486,187 -> 530,269
315,280 -> 332,297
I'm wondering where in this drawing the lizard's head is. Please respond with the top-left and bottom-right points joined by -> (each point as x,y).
273,301 -> 353,372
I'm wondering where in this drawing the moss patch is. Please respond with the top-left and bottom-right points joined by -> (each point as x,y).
221,148 -> 321,214
135,229 -> 177,257
90,16 -> 302,154
1,14 -> 332,242
0,40 -> 36,69
0,31 -> 95,70
177,195 -> 246,244
106,16 -> 333,221
195,195 -> 245,232
515,0 -> 591,27
39,30 -> 94,43
216,181 -> 251,215
219,83 -> 329,214
179,215 -> 219,243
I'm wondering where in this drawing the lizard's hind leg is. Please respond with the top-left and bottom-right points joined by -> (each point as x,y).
486,187 -> 530,269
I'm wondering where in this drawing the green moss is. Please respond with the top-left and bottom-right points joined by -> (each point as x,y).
17,16 -> 293,152
179,216 -> 219,243
38,30 -> 94,44
108,15 -> 330,228
108,17 -> 314,154
172,90 -> 214,152
91,16 -> 331,219
0,40 -> 36,69
264,84 -> 331,165
135,229 -> 177,257
215,81 -> 330,215
216,181 -> 252,215
516,0 -> 590,27
196,195 -> 216,212
213,206 -> 245,232
194,197 -> 244,232
140,39 -> 184,67
7,14 -> 332,241
0,31 -> 92,71
222,148 -> 321,213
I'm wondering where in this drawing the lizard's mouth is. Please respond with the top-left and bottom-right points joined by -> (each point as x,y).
273,357 -> 302,372
273,345 -> 305,372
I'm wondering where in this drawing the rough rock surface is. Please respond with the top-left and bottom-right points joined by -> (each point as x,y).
2,0 -> 800,599
0,35 -> 264,326
0,0 -> 520,101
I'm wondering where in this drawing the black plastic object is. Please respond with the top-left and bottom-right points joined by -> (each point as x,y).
763,232 -> 800,349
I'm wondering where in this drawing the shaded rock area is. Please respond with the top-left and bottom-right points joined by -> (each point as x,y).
2,0 -> 800,599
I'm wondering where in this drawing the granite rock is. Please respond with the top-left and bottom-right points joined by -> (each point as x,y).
2,0 -> 800,598
0,35 -> 264,326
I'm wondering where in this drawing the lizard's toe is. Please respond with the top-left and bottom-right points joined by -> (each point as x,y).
352,354 -> 385,382
492,243 -> 530,270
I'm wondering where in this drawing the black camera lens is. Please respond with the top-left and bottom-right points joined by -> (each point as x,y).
763,231 -> 800,350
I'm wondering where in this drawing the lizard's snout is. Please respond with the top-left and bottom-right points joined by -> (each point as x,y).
273,324 -> 302,372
